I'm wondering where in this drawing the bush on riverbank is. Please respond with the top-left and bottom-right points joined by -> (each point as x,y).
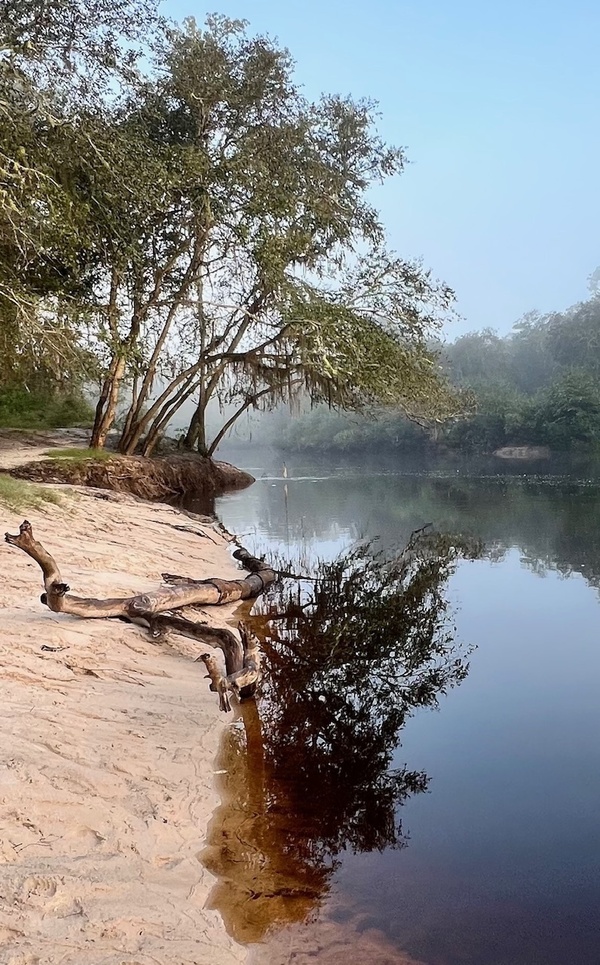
0,389 -> 93,430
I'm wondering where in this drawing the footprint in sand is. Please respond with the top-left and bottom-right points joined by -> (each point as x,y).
21,875 -> 60,901
20,874 -> 85,918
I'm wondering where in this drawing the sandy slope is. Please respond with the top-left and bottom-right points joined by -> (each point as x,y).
0,486 -> 247,965
0,429 -> 93,471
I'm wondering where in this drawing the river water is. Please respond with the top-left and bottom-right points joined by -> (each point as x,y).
208,449 -> 600,965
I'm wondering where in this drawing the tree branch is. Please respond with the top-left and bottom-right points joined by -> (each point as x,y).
5,521 -> 275,711
5,521 -> 276,618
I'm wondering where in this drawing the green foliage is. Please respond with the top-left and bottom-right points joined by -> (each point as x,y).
0,6 -> 460,454
544,298 -> 600,375
441,383 -> 530,452
70,14 -> 459,453
441,295 -> 600,453
265,283 -> 600,456
0,389 -> 93,428
0,475 -> 61,511
533,371 -> 600,449
442,376 -> 600,454
0,0 -> 164,424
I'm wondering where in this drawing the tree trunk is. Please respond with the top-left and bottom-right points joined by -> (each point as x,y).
119,373 -> 140,450
206,381 -> 301,457
140,416 -> 174,457
138,376 -> 201,457
89,268 -> 127,449
118,240 -> 206,454
117,356 -> 207,456
183,392 -> 208,454
89,354 -> 126,449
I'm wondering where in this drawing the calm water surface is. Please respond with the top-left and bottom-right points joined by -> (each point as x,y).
210,449 -> 600,965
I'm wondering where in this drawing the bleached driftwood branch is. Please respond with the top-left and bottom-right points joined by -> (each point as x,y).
5,520 -> 274,711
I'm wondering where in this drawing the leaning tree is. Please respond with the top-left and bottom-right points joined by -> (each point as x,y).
2,8 -> 461,448
83,15 -> 462,455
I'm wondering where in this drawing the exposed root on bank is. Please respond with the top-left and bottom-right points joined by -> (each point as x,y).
11,453 -> 254,503
5,519 -> 274,711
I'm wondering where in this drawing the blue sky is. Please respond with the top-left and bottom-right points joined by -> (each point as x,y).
166,0 -> 600,337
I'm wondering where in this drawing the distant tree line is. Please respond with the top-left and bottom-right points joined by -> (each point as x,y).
266,286 -> 600,454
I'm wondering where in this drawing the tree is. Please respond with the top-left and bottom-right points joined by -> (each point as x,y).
443,328 -> 512,388
79,15 -> 460,455
0,0 -> 163,404
1,11 -> 459,449
544,298 -> 600,377
533,371 -> 600,450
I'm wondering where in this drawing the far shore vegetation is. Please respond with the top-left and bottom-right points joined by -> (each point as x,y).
252,290 -> 600,456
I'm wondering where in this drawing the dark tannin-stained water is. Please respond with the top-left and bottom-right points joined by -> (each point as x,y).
206,449 -> 600,965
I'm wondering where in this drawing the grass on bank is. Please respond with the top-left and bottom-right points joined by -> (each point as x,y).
43,447 -> 113,462
0,475 -> 62,512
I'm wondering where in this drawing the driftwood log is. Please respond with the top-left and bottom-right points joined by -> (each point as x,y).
199,623 -> 262,713
5,520 -> 275,711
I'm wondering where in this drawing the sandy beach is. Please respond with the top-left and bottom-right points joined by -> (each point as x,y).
0,439 -> 427,965
0,477 -> 248,965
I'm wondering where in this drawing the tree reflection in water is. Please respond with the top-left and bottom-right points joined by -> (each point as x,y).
202,531 -> 480,945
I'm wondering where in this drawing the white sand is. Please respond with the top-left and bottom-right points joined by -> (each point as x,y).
0,484 -> 248,965
0,428 -> 94,471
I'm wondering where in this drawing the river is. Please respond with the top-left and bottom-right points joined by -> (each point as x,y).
207,449 -> 600,965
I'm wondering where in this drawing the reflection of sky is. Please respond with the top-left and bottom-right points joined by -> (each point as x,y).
216,461 -> 600,965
